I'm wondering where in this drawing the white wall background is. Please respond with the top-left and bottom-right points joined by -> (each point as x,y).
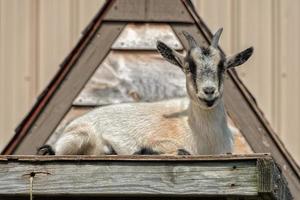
0,0 -> 299,164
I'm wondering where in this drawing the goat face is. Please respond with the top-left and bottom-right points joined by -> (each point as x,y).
157,28 -> 254,109
185,45 -> 224,108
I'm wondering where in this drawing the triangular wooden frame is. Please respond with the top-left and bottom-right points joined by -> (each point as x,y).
2,0 -> 299,197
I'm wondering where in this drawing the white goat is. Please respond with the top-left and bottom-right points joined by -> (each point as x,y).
38,28 -> 253,155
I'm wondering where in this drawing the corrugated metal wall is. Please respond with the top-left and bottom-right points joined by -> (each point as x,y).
0,0 -> 299,164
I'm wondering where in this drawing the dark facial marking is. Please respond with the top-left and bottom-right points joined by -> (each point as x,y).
186,51 -> 198,92
188,57 -> 197,78
187,47 -> 226,96
217,58 -> 225,89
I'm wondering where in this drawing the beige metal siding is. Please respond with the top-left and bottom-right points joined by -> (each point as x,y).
0,0 -> 37,149
0,0 -> 299,164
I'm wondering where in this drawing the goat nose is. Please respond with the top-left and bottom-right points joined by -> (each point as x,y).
203,87 -> 215,95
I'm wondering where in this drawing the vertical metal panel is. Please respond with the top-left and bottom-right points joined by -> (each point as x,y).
37,0 -> 105,93
0,0 -> 37,151
276,0 -> 300,164
37,0 -> 73,93
236,0 -> 273,125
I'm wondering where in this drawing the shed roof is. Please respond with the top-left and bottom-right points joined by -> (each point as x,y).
1,0 -> 299,197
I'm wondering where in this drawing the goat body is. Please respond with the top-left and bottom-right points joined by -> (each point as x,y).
52,97 -> 232,155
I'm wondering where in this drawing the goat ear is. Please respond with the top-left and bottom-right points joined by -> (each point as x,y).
157,40 -> 185,69
225,47 -> 254,69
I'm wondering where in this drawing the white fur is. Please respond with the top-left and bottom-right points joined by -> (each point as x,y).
53,97 -> 233,155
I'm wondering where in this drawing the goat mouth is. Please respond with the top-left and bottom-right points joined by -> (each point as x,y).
199,98 -> 217,107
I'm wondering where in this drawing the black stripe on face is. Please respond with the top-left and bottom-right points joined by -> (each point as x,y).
189,59 -> 199,92
217,59 -> 225,89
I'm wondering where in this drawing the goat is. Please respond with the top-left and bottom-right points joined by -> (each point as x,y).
38,28 -> 253,155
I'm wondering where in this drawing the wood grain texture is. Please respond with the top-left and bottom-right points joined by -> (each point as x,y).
0,153 -> 272,161
103,0 -> 193,22
0,156 -> 256,197
112,23 -> 183,50
0,162 -> 257,195
0,154 -> 291,199
257,158 -> 292,200
145,0 -> 193,22
73,51 -> 186,106
224,72 -> 300,199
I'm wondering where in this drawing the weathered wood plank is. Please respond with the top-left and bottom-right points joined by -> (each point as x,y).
13,22 -> 126,155
73,51 -> 186,106
112,23 -> 183,50
103,0 -> 194,23
0,158 -> 257,197
0,153 -> 272,162
103,0 -> 145,22
146,0 -> 193,22
257,158 -> 292,200
0,155 -> 291,200
224,73 -> 300,198
0,196 -> 256,200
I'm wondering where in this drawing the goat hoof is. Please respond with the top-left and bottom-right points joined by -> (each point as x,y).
177,149 -> 191,155
133,147 -> 161,155
37,145 -> 55,155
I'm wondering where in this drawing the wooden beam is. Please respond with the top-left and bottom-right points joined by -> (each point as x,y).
257,158 -> 293,200
224,73 -> 300,198
103,0 -> 194,23
13,22 -> 126,154
0,154 -> 291,199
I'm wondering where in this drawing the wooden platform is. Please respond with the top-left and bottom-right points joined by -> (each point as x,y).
0,154 -> 291,200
